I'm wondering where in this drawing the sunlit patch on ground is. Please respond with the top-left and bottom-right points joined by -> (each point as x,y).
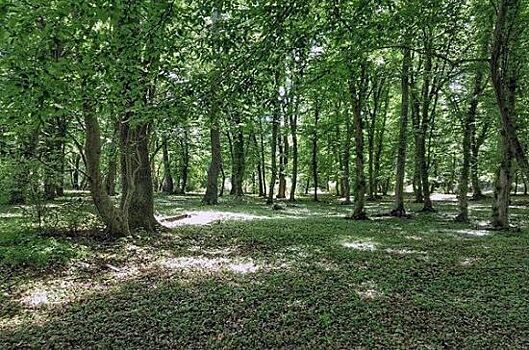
384,248 -> 427,256
431,193 -> 458,202
0,212 -> 23,219
454,228 -> 491,236
342,240 -> 378,251
355,281 -> 383,301
158,256 -> 260,274
460,257 -> 481,266
159,211 -> 268,227
405,235 -> 423,241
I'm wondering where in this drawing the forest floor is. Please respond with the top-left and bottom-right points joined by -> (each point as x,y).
1,193 -> 529,349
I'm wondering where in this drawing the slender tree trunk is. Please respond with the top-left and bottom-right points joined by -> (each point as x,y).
456,64 -> 484,222
311,101 -> 320,202
349,64 -> 368,220
418,50 -> 435,212
411,80 -> 423,203
289,103 -> 299,202
392,46 -> 411,217
161,134 -> 174,194
342,108 -> 352,204
179,128 -> 190,194
470,123 -> 488,200
267,102 -> 280,205
277,132 -> 287,198
374,89 -> 389,200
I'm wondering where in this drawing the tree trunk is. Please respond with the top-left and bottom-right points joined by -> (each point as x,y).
342,108 -> 352,204
83,97 -> 128,237
456,63 -> 485,222
411,78 -> 423,203
289,100 -> 299,202
418,49 -> 435,212
123,123 -> 158,231
161,134 -> 174,194
179,128 -> 190,194
203,122 -> 222,205
489,0 -> 526,228
392,46 -> 411,217
470,123 -> 488,200
311,101 -> 319,202
105,152 -> 118,196
491,132 -> 512,228
267,101 -> 280,205
349,64 -> 368,220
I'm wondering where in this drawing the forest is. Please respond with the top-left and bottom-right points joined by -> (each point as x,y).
1,0 -> 529,348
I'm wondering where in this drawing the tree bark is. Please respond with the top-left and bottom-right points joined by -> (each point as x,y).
311,101 -> 320,202
349,64 -> 368,220
83,95 -> 129,237
392,46 -> 411,217
456,62 -> 485,222
203,122 -> 222,205
161,134 -> 174,194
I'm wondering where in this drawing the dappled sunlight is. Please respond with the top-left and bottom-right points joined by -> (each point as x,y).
159,211 -> 268,227
384,248 -> 427,256
454,228 -> 491,237
0,211 -> 23,219
460,257 -> 481,267
158,256 -> 260,274
431,193 -> 458,202
342,240 -> 378,251
355,281 -> 383,301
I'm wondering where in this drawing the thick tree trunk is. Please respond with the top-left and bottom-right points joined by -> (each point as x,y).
491,132 -> 512,228
489,0 -> 526,228
203,123 -> 222,205
392,46 -> 411,217
122,123 -> 158,231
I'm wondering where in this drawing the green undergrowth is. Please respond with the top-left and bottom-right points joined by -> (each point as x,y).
1,194 -> 528,348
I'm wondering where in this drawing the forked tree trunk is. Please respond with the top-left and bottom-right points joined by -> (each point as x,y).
83,98 -> 129,237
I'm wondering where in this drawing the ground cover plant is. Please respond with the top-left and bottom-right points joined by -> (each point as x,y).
1,194 -> 528,349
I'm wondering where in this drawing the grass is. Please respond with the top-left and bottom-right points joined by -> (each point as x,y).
1,193 -> 529,348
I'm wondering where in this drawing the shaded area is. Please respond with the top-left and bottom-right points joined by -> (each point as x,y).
1,195 -> 529,348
